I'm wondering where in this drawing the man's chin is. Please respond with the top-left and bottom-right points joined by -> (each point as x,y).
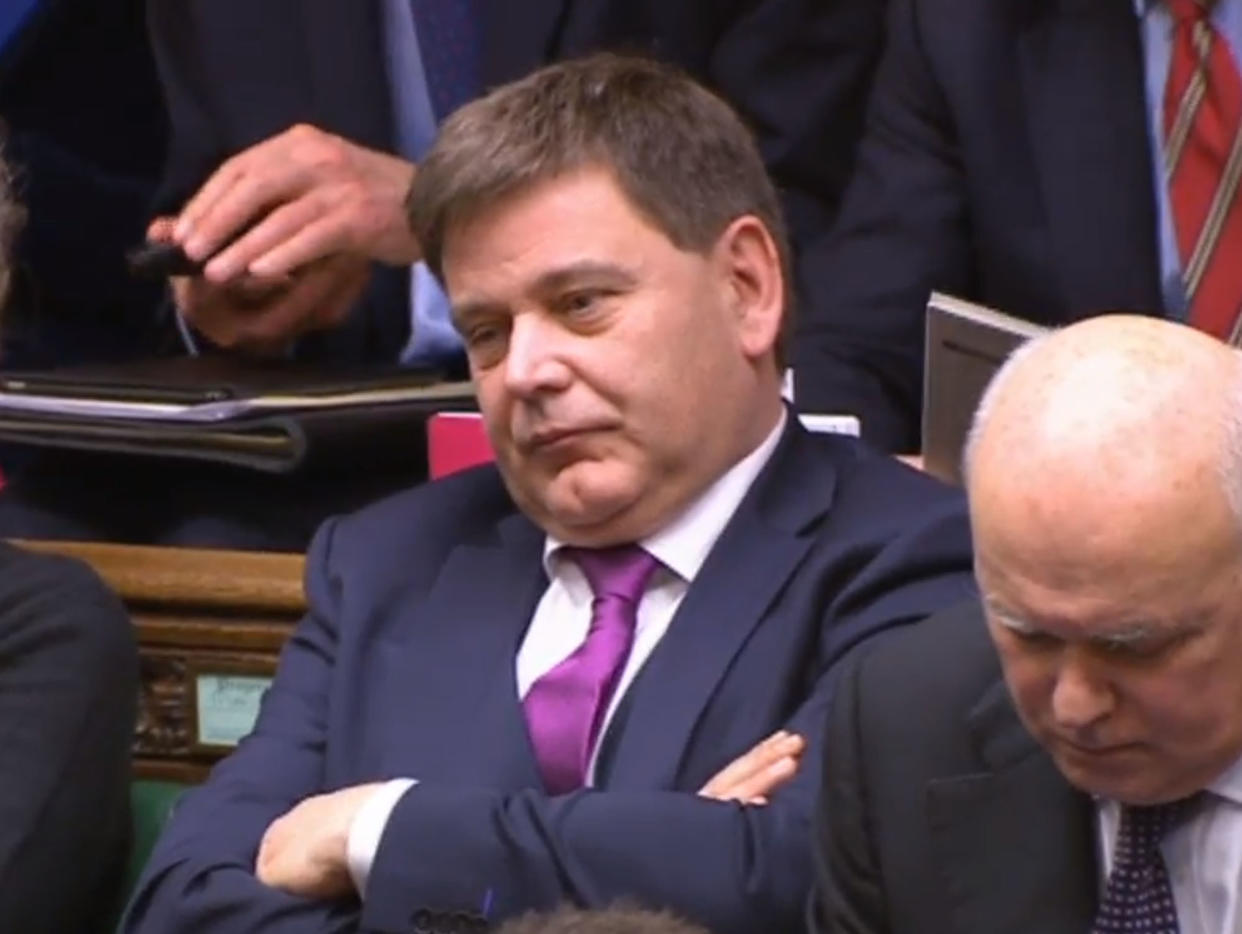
538,488 -> 645,545
1052,749 -> 1173,805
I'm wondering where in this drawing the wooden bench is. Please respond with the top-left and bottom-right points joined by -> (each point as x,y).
16,540 -> 304,782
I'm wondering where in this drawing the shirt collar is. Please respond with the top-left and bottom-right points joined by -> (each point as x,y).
1207,749 -> 1242,806
543,408 -> 787,583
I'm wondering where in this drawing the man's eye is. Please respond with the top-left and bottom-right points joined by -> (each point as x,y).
465,324 -> 500,347
1102,636 -> 1171,659
1013,628 -> 1059,648
562,290 -> 606,315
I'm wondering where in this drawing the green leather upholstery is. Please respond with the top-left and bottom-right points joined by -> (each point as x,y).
123,780 -> 187,909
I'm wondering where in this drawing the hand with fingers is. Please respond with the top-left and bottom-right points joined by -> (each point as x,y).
148,123 -> 418,353
698,730 -> 805,806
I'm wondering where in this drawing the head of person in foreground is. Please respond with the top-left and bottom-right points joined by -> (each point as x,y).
408,52 -> 791,547
965,314 -> 1242,806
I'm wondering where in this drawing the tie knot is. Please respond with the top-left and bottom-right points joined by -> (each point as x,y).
566,545 -> 661,604
1118,794 -> 1201,858
1167,0 -> 1216,24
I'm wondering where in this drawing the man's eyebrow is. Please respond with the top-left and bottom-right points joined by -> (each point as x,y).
990,610 -> 1203,648
990,608 -> 1038,634
529,260 -> 639,295
452,297 -> 505,325
1087,624 -> 1159,647
1087,616 -> 1204,648
451,261 -> 640,324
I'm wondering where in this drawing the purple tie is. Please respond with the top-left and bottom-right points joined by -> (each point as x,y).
523,545 -> 661,795
1093,797 -> 1199,934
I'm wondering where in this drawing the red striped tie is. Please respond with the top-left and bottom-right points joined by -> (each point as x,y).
1164,0 -> 1242,342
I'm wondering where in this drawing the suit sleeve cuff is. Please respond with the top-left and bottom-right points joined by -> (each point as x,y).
347,778 -> 417,896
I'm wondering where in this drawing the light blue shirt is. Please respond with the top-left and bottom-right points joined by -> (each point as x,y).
382,0 -> 464,364
1134,0 -> 1242,319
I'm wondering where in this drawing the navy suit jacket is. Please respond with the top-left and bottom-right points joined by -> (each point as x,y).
146,0 -> 885,362
792,0 -> 1166,453
810,601 -> 1098,933
124,420 -> 974,934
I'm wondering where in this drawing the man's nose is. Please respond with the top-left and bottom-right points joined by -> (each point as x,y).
1049,649 -> 1115,733
503,315 -> 573,396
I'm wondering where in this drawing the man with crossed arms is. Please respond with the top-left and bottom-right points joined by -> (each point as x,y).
126,54 -> 972,934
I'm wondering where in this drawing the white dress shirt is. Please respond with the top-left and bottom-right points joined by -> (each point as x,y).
1097,753 -> 1242,934
346,410 -> 787,893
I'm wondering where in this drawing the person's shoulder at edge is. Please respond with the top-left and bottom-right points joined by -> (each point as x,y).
0,540 -> 136,670
0,539 -> 129,620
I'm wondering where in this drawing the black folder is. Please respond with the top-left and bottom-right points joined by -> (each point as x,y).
0,356 -> 476,473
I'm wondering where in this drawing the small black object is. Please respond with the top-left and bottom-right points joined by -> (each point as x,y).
125,240 -> 206,279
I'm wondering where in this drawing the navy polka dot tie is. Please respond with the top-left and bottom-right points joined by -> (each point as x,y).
411,0 -> 482,121
1092,797 -> 1198,934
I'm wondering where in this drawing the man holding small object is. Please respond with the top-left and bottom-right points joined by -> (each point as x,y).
139,0 -> 885,364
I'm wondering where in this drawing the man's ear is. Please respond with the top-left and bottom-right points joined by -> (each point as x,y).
714,215 -> 784,362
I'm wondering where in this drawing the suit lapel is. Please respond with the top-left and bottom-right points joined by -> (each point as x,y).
928,680 -> 1098,934
378,510 -> 546,789
478,0 -> 570,87
1017,0 -> 1164,317
303,0 -> 395,152
601,421 -> 836,789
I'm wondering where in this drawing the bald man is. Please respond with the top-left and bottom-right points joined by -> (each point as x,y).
809,315 -> 1242,934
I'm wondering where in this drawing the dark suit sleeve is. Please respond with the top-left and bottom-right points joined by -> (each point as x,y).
145,0 -> 229,214
791,0 -> 974,453
0,546 -> 138,933
706,0 -> 886,246
356,498 -> 973,934
122,519 -> 362,933
807,646 -> 889,934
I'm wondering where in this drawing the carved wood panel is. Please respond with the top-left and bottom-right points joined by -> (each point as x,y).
15,540 -> 303,782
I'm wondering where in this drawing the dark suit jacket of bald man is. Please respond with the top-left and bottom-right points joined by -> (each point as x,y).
810,600 -> 1101,933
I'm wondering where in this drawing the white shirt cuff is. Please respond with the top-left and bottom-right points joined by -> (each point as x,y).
346,778 -> 417,895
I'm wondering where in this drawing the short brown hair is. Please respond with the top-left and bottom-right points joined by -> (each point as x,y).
408,52 -> 793,358
494,904 -> 711,934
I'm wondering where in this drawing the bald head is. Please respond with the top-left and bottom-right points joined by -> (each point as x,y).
969,316 -> 1242,806
967,314 -> 1242,529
